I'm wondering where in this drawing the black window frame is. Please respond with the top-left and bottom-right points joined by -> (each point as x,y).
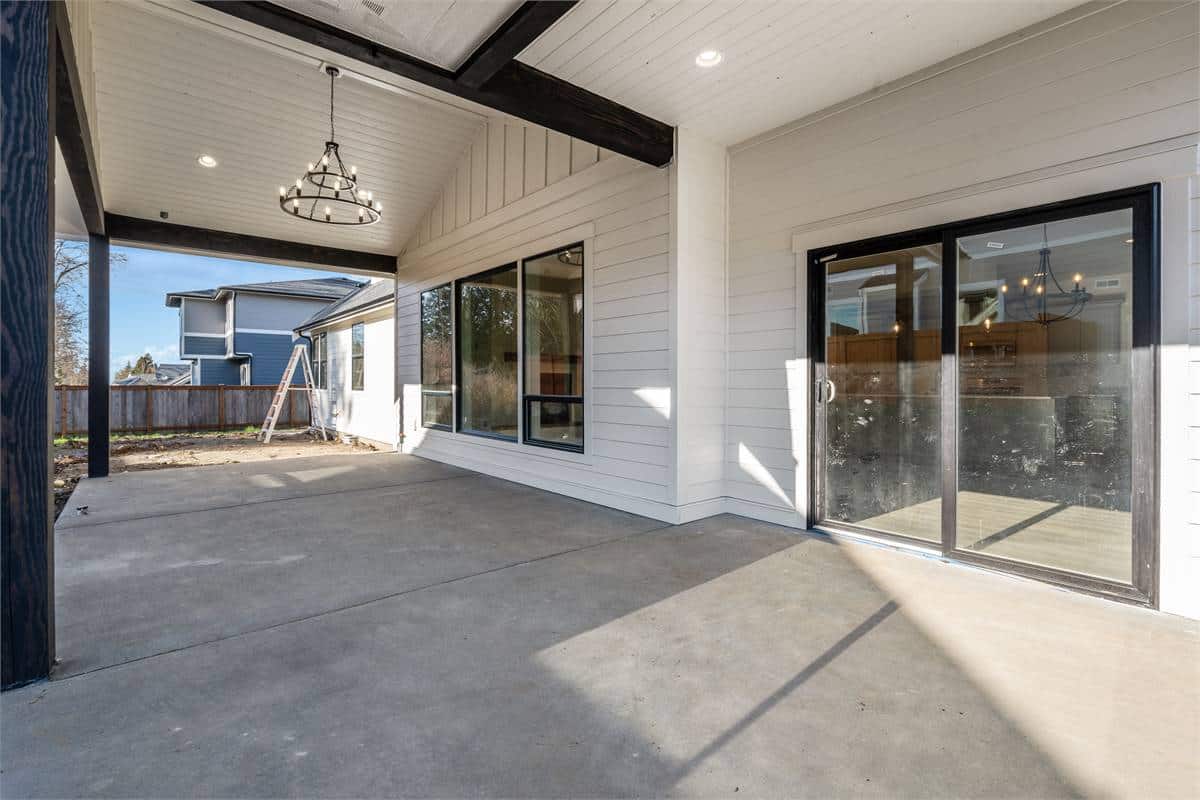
350,322 -> 364,391
419,283 -> 453,431
521,243 -> 585,453
454,262 -> 521,442
806,183 -> 1160,607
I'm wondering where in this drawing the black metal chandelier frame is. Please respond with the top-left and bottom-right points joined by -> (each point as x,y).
1007,223 -> 1090,326
279,66 -> 381,227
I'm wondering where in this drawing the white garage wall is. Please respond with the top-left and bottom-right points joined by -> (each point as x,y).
396,122 -> 678,521
311,307 -> 397,448
726,0 -> 1200,617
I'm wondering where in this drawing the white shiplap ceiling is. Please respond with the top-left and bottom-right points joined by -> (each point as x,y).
89,1 -> 487,256
517,0 -> 1081,146
270,0 -> 524,70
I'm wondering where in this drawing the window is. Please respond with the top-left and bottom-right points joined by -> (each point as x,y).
420,284 -> 453,429
351,323 -> 364,391
311,332 -> 327,389
456,264 -> 519,439
422,243 -> 586,451
809,185 -> 1158,604
523,244 -> 584,451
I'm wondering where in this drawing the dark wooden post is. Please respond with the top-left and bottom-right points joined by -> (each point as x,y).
1,0 -> 56,689
88,233 -> 109,476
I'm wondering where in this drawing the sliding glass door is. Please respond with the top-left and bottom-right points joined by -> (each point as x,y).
954,210 -> 1135,582
809,186 -> 1158,604
814,244 -> 943,541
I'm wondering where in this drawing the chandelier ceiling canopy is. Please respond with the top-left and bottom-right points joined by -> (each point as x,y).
279,66 -> 381,227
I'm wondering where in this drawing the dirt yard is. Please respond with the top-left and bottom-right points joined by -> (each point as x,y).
53,429 -> 377,519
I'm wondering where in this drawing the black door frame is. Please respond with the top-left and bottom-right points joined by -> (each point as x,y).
807,184 -> 1160,606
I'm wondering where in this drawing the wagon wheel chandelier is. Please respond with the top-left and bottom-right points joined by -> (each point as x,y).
1004,223 -> 1090,326
278,66 -> 381,226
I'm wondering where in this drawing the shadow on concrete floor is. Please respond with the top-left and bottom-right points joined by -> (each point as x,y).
3,454 -> 1196,798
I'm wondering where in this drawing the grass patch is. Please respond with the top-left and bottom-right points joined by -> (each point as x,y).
54,425 -> 274,447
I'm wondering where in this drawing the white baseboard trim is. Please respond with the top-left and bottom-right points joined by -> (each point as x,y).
406,447 -> 683,524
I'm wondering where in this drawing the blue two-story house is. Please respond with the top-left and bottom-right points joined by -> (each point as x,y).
165,278 -> 363,386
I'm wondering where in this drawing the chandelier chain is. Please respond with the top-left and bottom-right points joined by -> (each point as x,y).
278,64 -> 380,226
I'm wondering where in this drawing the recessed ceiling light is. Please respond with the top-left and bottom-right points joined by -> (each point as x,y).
1124,238 -> 1134,244
985,241 -> 1004,249
695,49 -> 723,68
196,154 -> 218,168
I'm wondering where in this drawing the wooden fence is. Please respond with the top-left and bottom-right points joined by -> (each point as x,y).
53,385 -> 310,436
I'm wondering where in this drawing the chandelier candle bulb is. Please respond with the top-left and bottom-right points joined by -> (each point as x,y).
350,165 -> 356,176
279,186 -> 286,197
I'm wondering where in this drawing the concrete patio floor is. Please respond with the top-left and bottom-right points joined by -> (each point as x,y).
2,453 -> 1197,798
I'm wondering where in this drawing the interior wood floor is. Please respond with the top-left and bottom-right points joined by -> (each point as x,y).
857,491 -> 1132,584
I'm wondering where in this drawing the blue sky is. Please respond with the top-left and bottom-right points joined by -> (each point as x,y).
102,246 -> 356,378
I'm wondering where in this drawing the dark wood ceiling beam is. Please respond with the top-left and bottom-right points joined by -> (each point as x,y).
197,1 -> 674,167
51,1 -> 104,235
104,214 -> 396,274
455,1 -> 576,90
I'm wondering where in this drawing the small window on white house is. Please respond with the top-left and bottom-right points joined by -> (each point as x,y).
351,323 -> 364,391
312,333 -> 327,389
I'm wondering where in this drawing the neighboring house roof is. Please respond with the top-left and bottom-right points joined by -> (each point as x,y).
165,277 -> 364,307
115,363 -> 192,385
296,279 -> 394,332
158,364 -> 192,385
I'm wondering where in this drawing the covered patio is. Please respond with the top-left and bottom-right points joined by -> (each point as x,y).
2,454 -> 1197,797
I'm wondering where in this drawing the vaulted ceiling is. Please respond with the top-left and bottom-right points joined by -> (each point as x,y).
86,0 -> 487,255
58,0 -> 1089,260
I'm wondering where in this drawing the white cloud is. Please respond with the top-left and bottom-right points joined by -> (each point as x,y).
110,343 -> 181,377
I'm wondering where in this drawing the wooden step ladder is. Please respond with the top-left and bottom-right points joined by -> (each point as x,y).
259,343 -> 327,444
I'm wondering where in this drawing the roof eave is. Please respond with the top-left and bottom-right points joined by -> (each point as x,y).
296,296 -> 395,334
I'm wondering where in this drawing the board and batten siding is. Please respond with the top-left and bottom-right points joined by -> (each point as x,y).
409,119 -> 616,249
726,0 -> 1200,618
396,123 -> 676,520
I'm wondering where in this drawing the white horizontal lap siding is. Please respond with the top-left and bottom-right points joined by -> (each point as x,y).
311,312 -> 396,447
1185,172 -> 1200,608
397,130 -> 674,519
727,1 -> 1200,614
